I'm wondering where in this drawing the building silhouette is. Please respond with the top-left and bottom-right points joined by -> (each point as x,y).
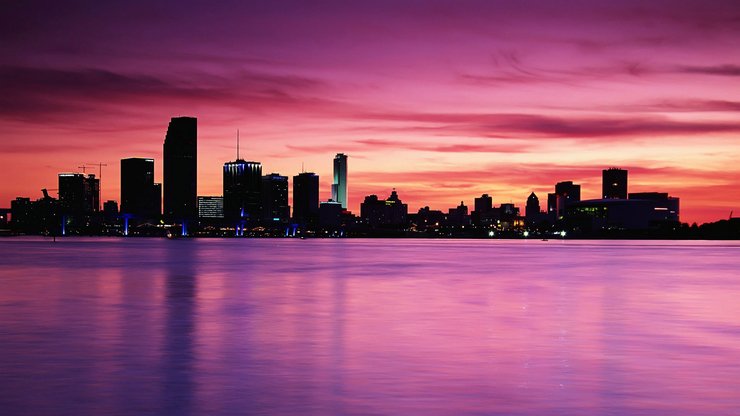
472,194 -> 493,226
360,190 -> 408,228
319,200 -> 343,229
223,159 -> 262,225
163,116 -> 197,222
447,201 -> 469,227
526,192 -> 541,222
103,200 -> 118,223
262,173 -> 289,225
603,168 -> 628,199
58,173 -> 99,215
293,172 -> 319,225
332,153 -> 348,209
121,158 -> 160,219
628,192 -> 680,222
548,181 -> 581,220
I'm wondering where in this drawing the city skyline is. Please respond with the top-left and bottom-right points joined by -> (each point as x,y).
2,1 -> 740,224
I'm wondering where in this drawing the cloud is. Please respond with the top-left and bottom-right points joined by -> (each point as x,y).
352,111 -> 740,139
0,65 -> 336,123
677,64 -> 740,76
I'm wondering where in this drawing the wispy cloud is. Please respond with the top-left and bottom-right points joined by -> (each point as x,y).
677,64 -> 740,76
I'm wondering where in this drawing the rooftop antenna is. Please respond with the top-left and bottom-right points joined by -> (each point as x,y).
237,129 -> 240,160
302,162 -> 304,173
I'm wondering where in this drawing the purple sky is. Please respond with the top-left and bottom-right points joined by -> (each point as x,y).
2,0 -> 739,223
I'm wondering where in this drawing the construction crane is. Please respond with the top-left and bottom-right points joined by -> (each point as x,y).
85,162 -> 108,211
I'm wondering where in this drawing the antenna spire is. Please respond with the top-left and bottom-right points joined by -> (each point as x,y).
237,129 -> 240,160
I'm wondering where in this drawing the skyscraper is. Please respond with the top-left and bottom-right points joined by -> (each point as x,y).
163,116 -> 197,221
602,168 -> 628,199
548,181 -> 581,219
58,173 -> 99,215
332,153 -> 348,209
223,160 -> 262,224
121,158 -> 160,219
293,172 -> 319,225
262,173 -> 289,224
526,192 -> 540,221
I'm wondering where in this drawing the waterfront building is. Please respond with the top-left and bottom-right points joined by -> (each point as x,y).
548,181 -> 581,220
360,190 -> 408,228
58,173 -> 99,215
163,116 -> 197,222
262,173 -> 289,224
331,153 -> 348,209
121,158 -> 160,219
319,200 -> 343,229
603,168 -> 628,199
223,159 -> 262,225
293,172 -> 319,225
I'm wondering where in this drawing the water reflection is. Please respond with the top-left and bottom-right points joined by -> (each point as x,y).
0,238 -> 739,415
162,241 -> 197,415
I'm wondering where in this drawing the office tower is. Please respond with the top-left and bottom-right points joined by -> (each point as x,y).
10,197 -> 32,231
293,172 -> 319,225
262,173 -> 289,224
103,200 -> 118,223
472,194 -> 493,226
197,196 -> 224,219
223,160 -> 262,223
526,192 -> 540,220
603,168 -> 628,199
58,173 -> 99,214
360,190 -> 408,227
319,200 -> 343,228
163,116 -> 197,221
121,158 -> 160,219
548,181 -> 580,219
474,194 -> 493,213
332,153 -> 348,209
447,201 -> 469,227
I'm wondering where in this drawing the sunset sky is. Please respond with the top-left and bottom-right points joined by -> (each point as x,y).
2,0 -> 739,224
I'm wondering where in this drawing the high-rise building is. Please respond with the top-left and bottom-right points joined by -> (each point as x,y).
474,194 -> 493,213
223,160 -> 262,224
58,173 -> 99,214
262,173 -> 289,224
293,172 -> 319,225
360,190 -> 408,227
548,181 -> 581,219
332,153 -> 348,209
121,158 -> 160,219
526,192 -> 540,221
472,194 -> 493,226
163,116 -> 197,221
103,200 -> 118,223
603,168 -> 628,199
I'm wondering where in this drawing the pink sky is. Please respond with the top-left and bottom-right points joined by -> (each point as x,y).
1,0 -> 739,224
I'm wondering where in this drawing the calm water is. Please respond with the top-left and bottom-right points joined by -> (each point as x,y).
1,238 -> 739,415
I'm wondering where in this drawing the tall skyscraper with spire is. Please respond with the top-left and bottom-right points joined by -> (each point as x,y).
223,130 -> 262,225
163,116 -> 197,222
332,153 -> 348,209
